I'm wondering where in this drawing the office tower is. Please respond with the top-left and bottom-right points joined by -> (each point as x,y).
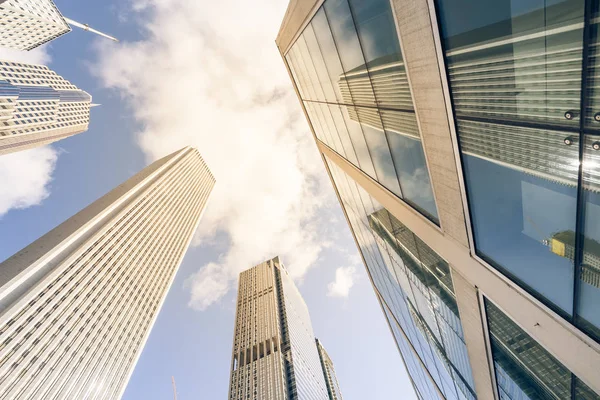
315,339 -> 342,400
0,60 -> 91,155
0,146 -> 214,399
0,0 -> 70,50
229,257 -> 329,400
277,0 -> 600,398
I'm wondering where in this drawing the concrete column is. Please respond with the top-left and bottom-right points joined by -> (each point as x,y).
389,0 -> 469,248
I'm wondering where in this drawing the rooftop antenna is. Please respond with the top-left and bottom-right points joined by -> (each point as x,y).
63,17 -> 119,42
171,376 -> 178,400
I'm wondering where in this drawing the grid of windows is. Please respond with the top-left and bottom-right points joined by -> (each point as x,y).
315,339 -> 343,400
0,60 -> 91,155
229,258 -> 329,400
0,0 -> 70,51
0,147 -> 214,400
484,299 -> 598,399
324,156 -> 476,400
435,0 -> 600,343
284,0 -> 439,223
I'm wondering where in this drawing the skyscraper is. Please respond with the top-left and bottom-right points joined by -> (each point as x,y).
0,60 -> 91,155
277,0 -> 600,398
315,339 -> 342,400
229,257 -> 330,400
0,146 -> 214,399
0,0 -> 70,51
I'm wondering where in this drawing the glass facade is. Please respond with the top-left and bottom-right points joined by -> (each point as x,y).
285,0 -> 439,223
436,0 -> 600,340
325,156 -> 476,400
484,299 -> 599,399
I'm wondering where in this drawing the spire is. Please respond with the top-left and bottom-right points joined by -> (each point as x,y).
63,17 -> 119,42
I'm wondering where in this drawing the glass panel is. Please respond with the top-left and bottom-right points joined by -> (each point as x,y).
460,120 -> 576,315
311,8 -> 348,103
303,24 -> 337,102
584,2 -> 600,130
437,0 -> 584,128
286,53 -> 305,99
327,104 -> 359,165
339,104 -> 377,178
381,109 -> 439,221
324,0 -> 377,107
347,0 -> 412,110
485,299 -> 599,400
318,102 -> 347,156
578,134 -> 600,340
359,115 -> 403,197
436,0 -> 585,315
296,35 -> 325,101
325,156 -> 477,399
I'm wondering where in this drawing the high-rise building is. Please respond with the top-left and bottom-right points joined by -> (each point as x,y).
0,60 -> 91,155
229,257 -> 330,400
0,146 -> 214,399
277,0 -> 600,398
315,339 -> 342,400
0,0 -> 70,51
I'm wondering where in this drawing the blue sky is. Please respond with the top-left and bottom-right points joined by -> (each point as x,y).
0,0 -> 416,398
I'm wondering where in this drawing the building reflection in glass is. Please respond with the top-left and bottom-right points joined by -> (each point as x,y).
485,300 -> 599,400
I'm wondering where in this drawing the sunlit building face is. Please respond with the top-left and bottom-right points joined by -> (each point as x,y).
277,0 -> 600,398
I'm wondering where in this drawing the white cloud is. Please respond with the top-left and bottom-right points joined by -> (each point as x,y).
93,0 -> 337,310
0,45 -> 51,65
0,146 -> 58,217
327,266 -> 357,298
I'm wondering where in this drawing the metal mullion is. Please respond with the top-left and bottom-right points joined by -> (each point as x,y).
303,98 -> 415,114
571,0 -> 595,380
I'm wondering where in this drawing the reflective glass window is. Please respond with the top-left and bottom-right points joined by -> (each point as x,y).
484,299 -> 599,400
324,0 -> 377,106
347,0 -> 411,110
303,24 -> 337,102
579,133 -> 600,340
325,155 -> 477,400
381,109 -> 438,220
311,8 -> 348,103
437,0 -> 585,316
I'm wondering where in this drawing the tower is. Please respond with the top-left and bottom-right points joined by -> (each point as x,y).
229,257 -> 329,400
0,60 -> 91,155
0,146 -> 214,399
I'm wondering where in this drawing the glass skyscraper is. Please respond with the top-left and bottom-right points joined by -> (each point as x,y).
316,339 -> 343,400
0,146 -> 214,399
277,0 -> 600,398
229,257 -> 332,400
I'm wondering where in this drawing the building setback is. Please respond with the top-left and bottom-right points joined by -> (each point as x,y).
0,0 -> 70,51
229,257 -> 330,400
0,146 -> 214,400
277,0 -> 600,398
0,60 -> 91,155
315,339 -> 342,400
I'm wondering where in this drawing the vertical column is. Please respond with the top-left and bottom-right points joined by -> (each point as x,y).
451,269 -> 496,400
388,0 -> 496,397
389,0 -> 468,247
